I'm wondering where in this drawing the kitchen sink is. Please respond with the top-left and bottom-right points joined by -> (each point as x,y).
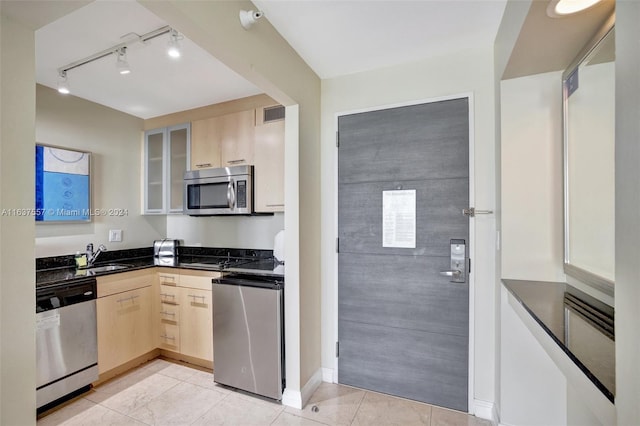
85,264 -> 132,274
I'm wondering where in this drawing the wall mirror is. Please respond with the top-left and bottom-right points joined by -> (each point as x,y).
35,144 -> 91,222
563,16 -> 615,296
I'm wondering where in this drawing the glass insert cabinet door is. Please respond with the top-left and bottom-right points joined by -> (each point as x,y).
144,123 -> 190,214
169,126 -> 188,212
145,129 -> 165,212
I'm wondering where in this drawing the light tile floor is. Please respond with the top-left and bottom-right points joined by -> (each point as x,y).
38,358 -> 491,426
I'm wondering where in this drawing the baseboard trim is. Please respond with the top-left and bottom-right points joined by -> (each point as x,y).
474,399 -> 497,424
282,388 -> 302,409
282,368 -> 323,409
321,367 -> 334,383
301,368 -> 323,407
94,349 -> 159,385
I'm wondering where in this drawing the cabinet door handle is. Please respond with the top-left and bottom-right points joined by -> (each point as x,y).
160,293 -> 176,300
160,311 -> 176,317
195,163 -> 212,168
188,294 -> 206,302
266,204 -> 284,207
227,159 -> 245,164
160,334 -> 176,341
117,294 -> 139,304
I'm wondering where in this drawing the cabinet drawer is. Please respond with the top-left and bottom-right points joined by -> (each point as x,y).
97,269 -> 154,298
182,288 -> 212,308
159,323 -> 180,351
159,303 -> 180,324
159,284 -> 179,305
158,270 -> 179,287
179,269 -> 222,291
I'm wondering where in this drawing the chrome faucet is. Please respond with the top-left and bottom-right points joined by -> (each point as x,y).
86,243 -> 107,266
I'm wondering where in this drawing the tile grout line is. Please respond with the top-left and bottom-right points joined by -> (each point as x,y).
187,389 -> 233,426
347,389 -> 368,425
94,371 -> 184,419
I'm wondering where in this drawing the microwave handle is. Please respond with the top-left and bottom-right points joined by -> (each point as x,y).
227,179 -> 236,209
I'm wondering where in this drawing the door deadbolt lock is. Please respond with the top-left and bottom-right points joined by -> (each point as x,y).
440,239 -> 466,283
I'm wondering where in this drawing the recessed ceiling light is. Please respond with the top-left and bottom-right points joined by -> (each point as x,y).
547,0 -> 603,17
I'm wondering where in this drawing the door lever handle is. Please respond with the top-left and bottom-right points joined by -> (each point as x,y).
442,239 -> 466,283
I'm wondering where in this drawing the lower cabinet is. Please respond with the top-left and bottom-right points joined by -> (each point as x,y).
96,270 -> 155,375
156,269 -> 220,366
95,268 -> 219,375
179,287 -> 213,362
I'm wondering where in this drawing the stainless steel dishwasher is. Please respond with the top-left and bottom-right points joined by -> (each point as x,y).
212,273 -> 284,400
36,278 -> 98,410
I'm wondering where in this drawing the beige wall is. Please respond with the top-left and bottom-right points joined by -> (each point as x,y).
144,93 -> 276,130
166,214 -> 283,250
138,0 -> 322,402
35,84 -> 166,257
0,12 -> 37,426
321,47 -> 497,410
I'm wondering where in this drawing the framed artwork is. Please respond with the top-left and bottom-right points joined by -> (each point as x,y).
35,144 -> 91,222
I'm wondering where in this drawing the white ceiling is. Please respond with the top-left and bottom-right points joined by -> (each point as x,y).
36,0 -> 262,119
253,0 -> 508,79
35,0 -> 508,120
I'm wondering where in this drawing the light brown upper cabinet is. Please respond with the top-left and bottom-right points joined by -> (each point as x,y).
254,105 -> 285,213
190,117 -> 222,169
190,110 -> 255,170
220,110 -> 255,167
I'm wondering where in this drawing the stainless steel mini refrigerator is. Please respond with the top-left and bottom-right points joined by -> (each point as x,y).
212,274 -> 284,400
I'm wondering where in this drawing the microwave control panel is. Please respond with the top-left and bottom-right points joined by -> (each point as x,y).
237,180 -> 247,208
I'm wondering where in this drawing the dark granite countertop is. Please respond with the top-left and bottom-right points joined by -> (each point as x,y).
503,279 -> 615,403
36,246 -> 284,288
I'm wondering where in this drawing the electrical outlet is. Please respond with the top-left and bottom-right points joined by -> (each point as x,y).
109,229 -> 122,242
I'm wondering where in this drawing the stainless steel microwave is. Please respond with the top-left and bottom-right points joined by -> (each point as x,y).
184,165 -> 253,215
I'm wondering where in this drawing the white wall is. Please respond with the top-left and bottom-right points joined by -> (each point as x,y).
321,47 -> 497,413
0,11 -> 37,426
166,213 -> 283,250
35,84 -> 166,257
614,2 -> 640,423
500,71 -> 565,282
500,286 -> 567,426
493,2 -> 533,416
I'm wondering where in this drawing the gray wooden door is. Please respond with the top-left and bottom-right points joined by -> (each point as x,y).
337,98 -> 469,412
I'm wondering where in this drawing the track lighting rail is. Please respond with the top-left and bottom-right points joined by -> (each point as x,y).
57,25 -> 172,74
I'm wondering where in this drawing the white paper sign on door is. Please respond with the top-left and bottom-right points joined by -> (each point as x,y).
382,189 -> 416,248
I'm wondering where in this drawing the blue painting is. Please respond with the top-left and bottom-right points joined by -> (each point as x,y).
35,145 -> 91,222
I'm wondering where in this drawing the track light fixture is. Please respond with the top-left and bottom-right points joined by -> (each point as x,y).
55,25 -> 183,94
57,71 -> 70,94
167,29 -> 182,59
116,47 -> 131,75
